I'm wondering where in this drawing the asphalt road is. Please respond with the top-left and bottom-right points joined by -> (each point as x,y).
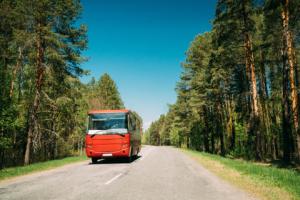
0,146 -> 256,200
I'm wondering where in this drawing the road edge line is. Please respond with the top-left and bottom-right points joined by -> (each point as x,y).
105,173 -> 122,185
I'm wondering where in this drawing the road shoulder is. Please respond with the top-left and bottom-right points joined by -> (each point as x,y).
0,157 -> 88,185
182,148 -> 296,200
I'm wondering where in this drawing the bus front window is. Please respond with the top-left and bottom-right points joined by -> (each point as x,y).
88,113 -> 128,131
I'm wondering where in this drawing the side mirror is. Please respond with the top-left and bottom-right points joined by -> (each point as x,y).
85,117 -> 89,135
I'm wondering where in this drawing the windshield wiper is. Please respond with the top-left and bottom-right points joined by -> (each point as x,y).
100,132 -> 125,137
90,134 -> 97,138
90,133 -> 125,137
114,133 -> 125,137
89,130 -> 126,137
90,130 -> 104,138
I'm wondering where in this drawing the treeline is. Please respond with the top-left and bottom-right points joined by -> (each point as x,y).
144,0 -> 300,163
87,73 -> 143,128
0,0 -> 125,168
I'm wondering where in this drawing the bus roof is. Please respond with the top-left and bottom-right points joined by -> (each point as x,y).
88,109 -> 130,114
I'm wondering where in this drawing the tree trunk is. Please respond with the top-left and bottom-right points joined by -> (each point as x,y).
24,23 -> 44,165
229,99 -> 236,151
202,105 -> 210,152
259,50 -> 268,99
246,39 -> 259,117
217,102 -> 225,156
9,47 -> 22,98
258,50 -> 270,159
243,27 -> 259,117
1,57 -> 8,98
241,1 -> 261,160
211,133 -> 215,154
282,46 -> 293,163
281,0 -> 299,161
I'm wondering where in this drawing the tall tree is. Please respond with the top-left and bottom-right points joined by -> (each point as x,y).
95,73 -> 124,110
265,0 -> 300,161
212,0 -> 263,159
280,0 -> 300,161
281,0 -> 299,134
23,0 -> 87,165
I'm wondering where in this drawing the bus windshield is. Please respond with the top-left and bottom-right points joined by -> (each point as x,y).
88,113 -> 128,131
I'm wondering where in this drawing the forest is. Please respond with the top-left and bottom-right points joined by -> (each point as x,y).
0,0 -> 125,168
144,0 -> 300,164
1,0 -> 300,169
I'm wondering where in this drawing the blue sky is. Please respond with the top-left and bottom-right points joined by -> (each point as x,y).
79,0 -> 216,129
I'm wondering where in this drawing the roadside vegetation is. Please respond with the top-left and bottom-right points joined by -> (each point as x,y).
144,0 -> 300,165
0,0 -> 127,169
0,155 -> 87,181
183,149 -> 300,200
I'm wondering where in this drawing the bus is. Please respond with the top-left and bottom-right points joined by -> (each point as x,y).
85,109 -> 142,163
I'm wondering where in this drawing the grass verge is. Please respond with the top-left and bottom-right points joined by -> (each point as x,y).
182,149 -> 300,200
0,156 -> 88,181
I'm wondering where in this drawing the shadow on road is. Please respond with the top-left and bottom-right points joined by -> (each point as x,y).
89,155 -> 141,165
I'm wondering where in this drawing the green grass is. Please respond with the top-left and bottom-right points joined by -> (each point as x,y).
183,149 -> 300,200
0,156 -> 88,181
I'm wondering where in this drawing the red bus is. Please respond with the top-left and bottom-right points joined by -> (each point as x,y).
85,109 -> 142,163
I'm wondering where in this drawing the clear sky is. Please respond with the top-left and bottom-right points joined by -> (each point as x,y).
79,0 -> 217,129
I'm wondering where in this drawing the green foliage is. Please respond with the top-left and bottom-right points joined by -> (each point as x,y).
170,127 -> 180,147
0,0 -> 90,168
0,137 -> 12,150
86,73 -> 124,110
142,130 -> 150,144
148,0 -> 300,164
230,122 -> 247,157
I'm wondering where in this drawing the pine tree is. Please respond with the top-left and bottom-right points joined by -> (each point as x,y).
264,0 -> 300,162
96,73 -> 124,110
23,0 -> 87,165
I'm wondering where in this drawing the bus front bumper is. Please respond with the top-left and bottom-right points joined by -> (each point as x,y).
86,147 -> 130,158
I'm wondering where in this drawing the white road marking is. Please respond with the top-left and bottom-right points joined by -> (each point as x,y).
105,173 -> 122,185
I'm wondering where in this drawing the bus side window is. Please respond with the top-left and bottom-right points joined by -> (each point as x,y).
128,114 -> 132,131
129,114 -> 136,131
132,116 -> 136,131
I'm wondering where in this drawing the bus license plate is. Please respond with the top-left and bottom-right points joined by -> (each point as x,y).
103,153 -> 112,157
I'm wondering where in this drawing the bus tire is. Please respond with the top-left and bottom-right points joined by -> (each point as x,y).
126,155 -> 132,163
127,147 -> 132,163
91,158 -> 98,164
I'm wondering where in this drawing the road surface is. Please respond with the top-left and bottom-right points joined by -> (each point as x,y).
0,146 -> 256,200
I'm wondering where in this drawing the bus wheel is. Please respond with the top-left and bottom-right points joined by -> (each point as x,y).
127,148 -> 132,163
91,158 -> 98,164
126,155 -> 132,163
